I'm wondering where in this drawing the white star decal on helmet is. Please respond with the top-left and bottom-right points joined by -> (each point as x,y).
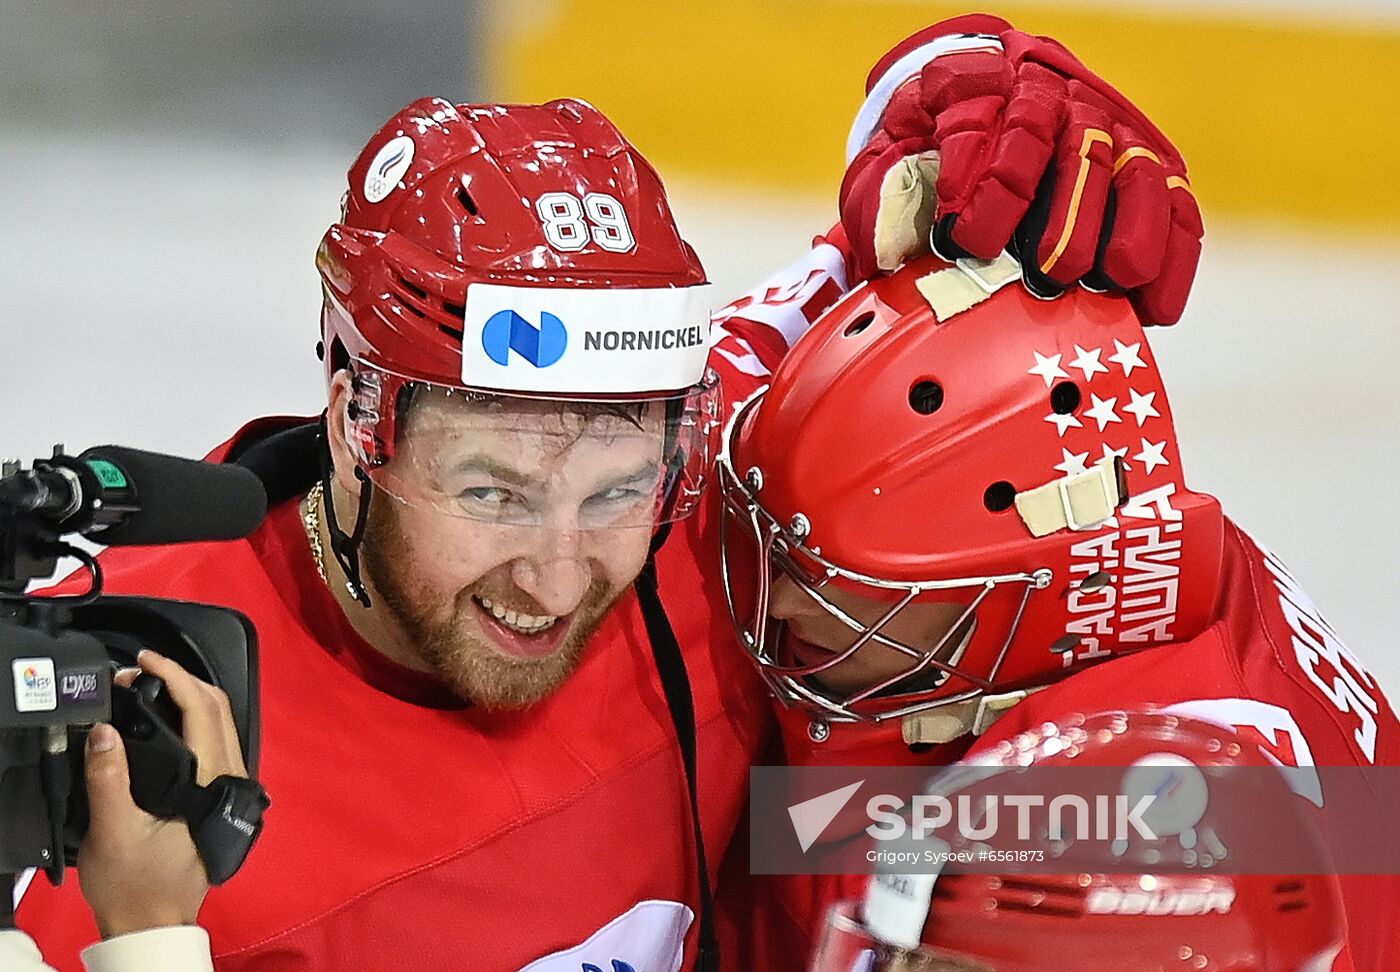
1055,448 -> 1090,475
1123,388 -> 1160,426
1134,437 -> 1171,475
1045,411 -> 1084,437
1084,393 -> 1123,431
1107,339 -> 1148,376
1028,351 -> 1071,387
1069,344 -> 1110,381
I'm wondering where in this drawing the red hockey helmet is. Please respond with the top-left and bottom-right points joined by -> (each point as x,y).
719,252 -> 1225,753
316,97 -> 719,527
810,712 -> 1345,971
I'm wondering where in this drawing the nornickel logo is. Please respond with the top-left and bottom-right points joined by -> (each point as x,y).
482,309 -> 568,368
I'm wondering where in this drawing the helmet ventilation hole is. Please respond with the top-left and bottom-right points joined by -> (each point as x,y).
1079,571 -> 1112,593
390,273 -> 466,336
397,277 -> 428,301
983,480 -> 1017,512
1050,381 -> 1082,414
844,311 -> 875,337
909,380 -> 944,415
455,184 -> 480,217
391,277 -> 428,318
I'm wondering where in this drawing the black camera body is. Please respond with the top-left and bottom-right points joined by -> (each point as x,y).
0,596 -> 261,876
0,444 -> 268,900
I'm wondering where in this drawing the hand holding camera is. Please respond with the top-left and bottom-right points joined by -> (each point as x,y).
77,650 -> 251,939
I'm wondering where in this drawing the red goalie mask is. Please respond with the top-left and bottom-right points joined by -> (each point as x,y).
719,252 -> 1226,755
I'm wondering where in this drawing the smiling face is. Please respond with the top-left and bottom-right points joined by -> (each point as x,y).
340,383 -> 669,707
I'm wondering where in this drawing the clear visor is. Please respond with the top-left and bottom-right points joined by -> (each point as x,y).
810,902 -> 992,972
356,365 -> 721,530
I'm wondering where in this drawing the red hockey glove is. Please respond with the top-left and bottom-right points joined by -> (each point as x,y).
840,14 -> 1201,325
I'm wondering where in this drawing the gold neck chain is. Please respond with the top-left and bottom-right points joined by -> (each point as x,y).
300,481 -> 329,585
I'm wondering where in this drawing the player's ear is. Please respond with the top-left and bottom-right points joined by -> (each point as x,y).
325,371 -> 364,501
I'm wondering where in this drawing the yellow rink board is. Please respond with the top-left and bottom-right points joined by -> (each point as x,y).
486,1 -> 1400,232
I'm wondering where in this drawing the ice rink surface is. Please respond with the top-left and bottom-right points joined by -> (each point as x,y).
3,130 -> 1398,697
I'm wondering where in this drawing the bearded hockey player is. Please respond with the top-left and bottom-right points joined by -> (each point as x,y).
718,249 -> 1400,970
21,94 -> 794,972
17,12 -> 1196,969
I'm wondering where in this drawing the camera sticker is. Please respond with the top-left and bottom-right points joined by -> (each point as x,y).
13,657 -> 58,712
60,669 -> 102,704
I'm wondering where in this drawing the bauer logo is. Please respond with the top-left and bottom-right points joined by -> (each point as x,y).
481,309 -> 569,368
1085,885 -> 1235,917
363,135 -> 415,204
13,658 -> 58,713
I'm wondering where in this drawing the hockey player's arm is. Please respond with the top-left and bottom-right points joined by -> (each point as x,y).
0,930 -> 56,972
707,230 -> 851,385
80,926 -> 214,972
0,927 -> 214,972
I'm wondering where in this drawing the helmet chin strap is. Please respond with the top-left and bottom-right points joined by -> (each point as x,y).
318,418 -> 374,608
899,686 -> 1047,745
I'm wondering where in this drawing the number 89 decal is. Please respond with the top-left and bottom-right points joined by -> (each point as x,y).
535,191 -> 636,253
